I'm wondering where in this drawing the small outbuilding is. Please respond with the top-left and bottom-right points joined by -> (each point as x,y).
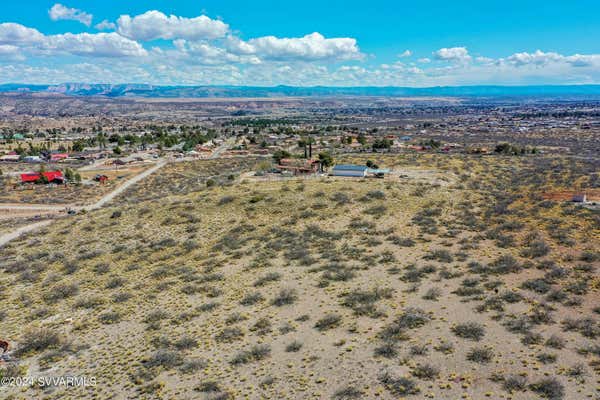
95,174 -> 109,184
23,156 -> 43,163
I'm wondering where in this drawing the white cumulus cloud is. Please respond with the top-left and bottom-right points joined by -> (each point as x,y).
170,39 -> 260,65
0,44 -> 24,61
44,32 -> 147,58
503,50 -> 600,68
95,20 -> 116,31
0,23 -> 45,45
0,23 -> 146,58
226,32 -> 363,61
505,50 -> 562,66
224,35 -> 256,55
49,3 -> 93,27
116,11 -> 229,41
434,47 -> 471,63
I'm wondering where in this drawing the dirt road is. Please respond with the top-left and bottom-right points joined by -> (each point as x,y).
0,204 -> 68,212
0,220 -> 53,247
209,139 -> 234,159
83,160 -> 166,211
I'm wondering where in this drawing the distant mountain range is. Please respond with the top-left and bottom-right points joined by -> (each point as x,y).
1,83 -> 600,98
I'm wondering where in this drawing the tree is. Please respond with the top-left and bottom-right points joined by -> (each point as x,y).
97,133 -> 108,149
420,139 -> 441,149
298,137 -> 315,158
37,165 -> 48,184
318,151 -> 333,170
71,140 -> 85,152
273,150 -> 291,164
366,160 -> 379,169
113,146 -> 122,155
298,138 -> 308,158
64,168 -> 74,181
372,139 -> 393,151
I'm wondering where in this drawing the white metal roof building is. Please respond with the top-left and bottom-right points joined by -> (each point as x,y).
331,164 -> 369,177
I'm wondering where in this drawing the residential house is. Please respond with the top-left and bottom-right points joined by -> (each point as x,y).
277,158 -> 320,175
20,171 -> 64,184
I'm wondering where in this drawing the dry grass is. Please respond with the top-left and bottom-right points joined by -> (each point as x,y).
0,154 -> 598,399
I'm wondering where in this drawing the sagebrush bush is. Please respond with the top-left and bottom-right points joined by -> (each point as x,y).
452,322 -> 485,341
466,347 -> 494,363
411,363 -> 439,380
216,327 -> 244,343
529,377 -> 564,400
43,282 -> 79,303
230,344 -> 271,365
271,288 -> 298,306
146,349 -> 184,369
16,328 -> 62,356
285,340 -> 303,352
502,375 -> 528,392
332,385 -> 363,399
240,292 -> 264,306
378,370 -> 420,396
314,314 -> 342,331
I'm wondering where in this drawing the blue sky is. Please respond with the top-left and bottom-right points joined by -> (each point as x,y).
0,1 -> 599,86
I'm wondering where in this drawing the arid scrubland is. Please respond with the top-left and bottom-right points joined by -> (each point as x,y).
0,154 -> 598,400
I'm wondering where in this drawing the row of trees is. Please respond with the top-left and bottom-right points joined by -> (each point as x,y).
272,150 -> 333,169
494,143 -> 539,155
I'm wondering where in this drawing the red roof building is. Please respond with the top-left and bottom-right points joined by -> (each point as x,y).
94,174 -> 109,183
20,171 -> 64,184
50,153 -> 69,162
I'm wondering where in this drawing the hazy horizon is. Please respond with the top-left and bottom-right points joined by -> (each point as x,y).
1,1 -> 599,86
